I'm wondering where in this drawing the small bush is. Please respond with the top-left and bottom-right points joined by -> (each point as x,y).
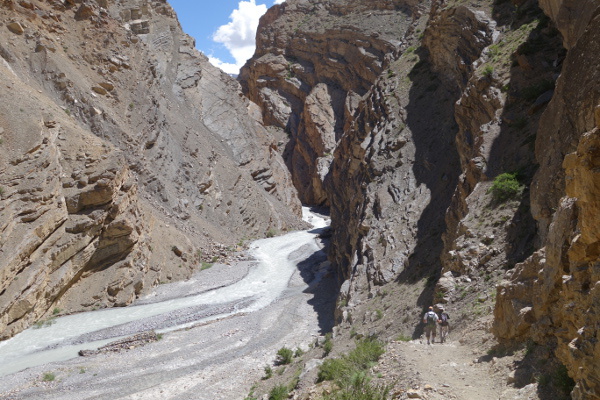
201,262 -> 212,271
324,371 -> 391,400
263,365 -> 273,380
318,337 -> 385,383
294,347 -> 304,358
276,347 -> 293,365
323,333 -> 333,356
375,309 -> 383,320
266,228 -> 278,238
268,384 -> 289,400
42,372 -> 56,382
488,173 -> 522,202
483,65 -> 494,77
318,358 -> 349,382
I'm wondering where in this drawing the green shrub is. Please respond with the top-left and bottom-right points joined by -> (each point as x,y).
201,262 -> 213,271
268,384 -> 289,400
276,347 -> 293,365
263,365 -> 273,380
346,338 -> 385,370
488,173 -> 522,202
294,347 -> 304,358
324,371 -> 390,400
318,337 -> 385,383
323,333 -> 333,356
482,65 -> 494,77
318,358 -> 349,382
43,372 -> 56,382
266,228 -> 278,238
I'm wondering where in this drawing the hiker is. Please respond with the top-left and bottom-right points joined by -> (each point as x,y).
422,306 -> 439,345
438,307 -> 450,343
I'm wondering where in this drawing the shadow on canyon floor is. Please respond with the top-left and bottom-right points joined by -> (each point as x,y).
396,51 -> 462,338
297,208 -> 337,334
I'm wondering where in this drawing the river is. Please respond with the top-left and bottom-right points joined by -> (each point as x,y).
0,207 -> 333,398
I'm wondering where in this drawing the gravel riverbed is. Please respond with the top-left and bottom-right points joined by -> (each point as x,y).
0,220 -> 336,400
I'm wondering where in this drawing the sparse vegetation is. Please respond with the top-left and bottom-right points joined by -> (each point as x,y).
268,384 -> 289,400
323,371 -> 390,400
263,365 -> 273,380
294,347 -> 304,358
318,338 -> 388,400
266,228 -> 278,238
395,334 -> 411,342
276,347 -> 294,365
52,307 -> 61,315
201,262 -> 213,271
318,337 -> 385,382
42,372 -> 56,382
34,318 -> 57,329
375,309 -> 383,320
488,172 -> 522,203
482,64 -> 494,77
322,332 -> 333,356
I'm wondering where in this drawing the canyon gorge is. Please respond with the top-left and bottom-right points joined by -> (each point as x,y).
0,0 -> 598,399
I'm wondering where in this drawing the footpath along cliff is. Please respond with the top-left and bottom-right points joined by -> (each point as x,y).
0,0 -> 598,398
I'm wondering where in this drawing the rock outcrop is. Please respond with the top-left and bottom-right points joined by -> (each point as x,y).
494,2 -> 600,397
240,0 -> 423,205
0,0 -> 302,338
246,0 -> 598,397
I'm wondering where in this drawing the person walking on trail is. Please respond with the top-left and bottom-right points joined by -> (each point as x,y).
438,307 -> 450,343
423,306 -> 439,345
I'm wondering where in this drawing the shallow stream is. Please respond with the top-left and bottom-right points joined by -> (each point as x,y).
0,207 -> 328,377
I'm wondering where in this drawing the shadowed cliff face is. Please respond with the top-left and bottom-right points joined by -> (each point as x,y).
244,0 -> 600,397
494,1 -> 600,398
0,0 -> 303,339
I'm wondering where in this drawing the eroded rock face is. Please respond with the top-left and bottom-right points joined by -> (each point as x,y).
493,3 -> 600,398
538,0 -> 598,50
240,0 -> 422,204
0,0 -> 302,338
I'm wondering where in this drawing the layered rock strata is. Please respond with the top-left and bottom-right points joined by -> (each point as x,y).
0,0 -> 302,338
240,0 -> 423,205
494,2 -> 600,397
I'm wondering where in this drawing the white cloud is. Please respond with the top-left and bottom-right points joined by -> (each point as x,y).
273,0 -> 285,4
208,56 -> 241,75
210,0 -> 267,74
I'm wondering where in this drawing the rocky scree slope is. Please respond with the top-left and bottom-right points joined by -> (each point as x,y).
242,0 -> 599,398
0,0 -> 303,340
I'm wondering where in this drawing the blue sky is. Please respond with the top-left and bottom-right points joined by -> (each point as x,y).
169,0 -> 284,74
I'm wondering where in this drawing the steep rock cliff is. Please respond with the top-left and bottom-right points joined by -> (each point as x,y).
245,0 -> 598,397
0,0 -> 302,338
494,1 -> 600,398
240,0 -> 423,205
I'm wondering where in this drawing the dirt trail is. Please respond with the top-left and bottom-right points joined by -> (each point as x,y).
374,333 -> 506,400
